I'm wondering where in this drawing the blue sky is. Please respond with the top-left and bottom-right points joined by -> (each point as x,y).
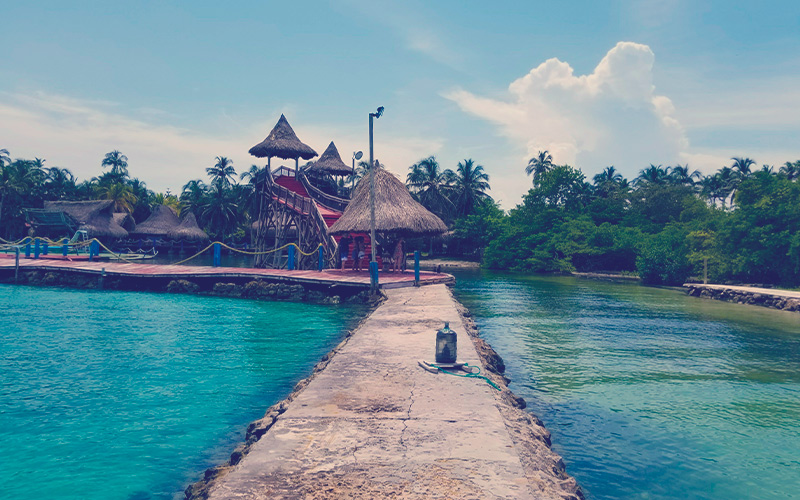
3,0 -> 799,206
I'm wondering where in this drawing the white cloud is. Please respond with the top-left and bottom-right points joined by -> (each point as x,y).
0,90 -> 441,194
444,42 -> 690,201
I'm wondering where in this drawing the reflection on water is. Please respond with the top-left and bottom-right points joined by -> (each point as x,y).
452,271 -> 800,500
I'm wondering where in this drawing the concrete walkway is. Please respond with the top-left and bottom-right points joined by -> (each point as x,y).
204,284 -> 574,499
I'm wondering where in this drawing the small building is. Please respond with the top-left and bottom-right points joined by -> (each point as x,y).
130,205 -> 180,239
26,200 -> 129,241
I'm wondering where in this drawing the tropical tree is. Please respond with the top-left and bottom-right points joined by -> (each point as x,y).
152,192 -> 181,214
525,150 -> 553,186
200,183 -> 239,238
406,156 -> 456,220
0,149 -> 10,167
206,156 -> 236,188
239,164 -> 262,184
101,150 -> 129,178
635,164 -> 669,186
180,179 -> 207,215
452,159 -> 491,217
670,164 -> 701,187
779,161 -> 800,181
731,157 -> 755,178
96,183 -> 137,213
44,167 -> 77,200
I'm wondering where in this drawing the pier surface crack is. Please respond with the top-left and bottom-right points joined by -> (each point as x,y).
399,382 -> 416,455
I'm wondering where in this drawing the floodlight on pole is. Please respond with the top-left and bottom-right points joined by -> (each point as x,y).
368,107 -> 383,293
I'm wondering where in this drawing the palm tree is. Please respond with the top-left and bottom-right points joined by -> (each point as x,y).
200,183 -> 239,238
525,150 -> 553,185
779,161 -> 800,181
0,159 -> 43,234
452,159 -> 491,217
406,156 -> 456,220
0,149 -> 10,167
180,179 -> 207,215
635,164 -> 669,186
206,156 -> 236,188
96,183 -> 137,213
101,150 -> 129,178
669,164 -> 701,187
731,157 -> 755,179
239,164 -> 262,184
44,167 -> 77,199
152,192 -> 181,214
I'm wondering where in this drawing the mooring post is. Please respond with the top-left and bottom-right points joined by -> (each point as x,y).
213,243 -> 221,267
62,238 -> 68,257
14,247 -> 20,283
318,246 -> 324,272
34,239 -> 40,259
43,241 -> 49,255
99,267 -> 106,290
370,261 -> 379,288
287,244 -> 296,270
88,240 -> 99,261
414,250 -> 420,286
25,241 -> 31,258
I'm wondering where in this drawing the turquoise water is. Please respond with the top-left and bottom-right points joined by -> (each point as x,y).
0,285 -> 363,500
452,271 -> 800,500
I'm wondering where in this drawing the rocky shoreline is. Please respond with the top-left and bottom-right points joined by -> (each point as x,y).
684,284 -> 800,312
185,286 -> 582,500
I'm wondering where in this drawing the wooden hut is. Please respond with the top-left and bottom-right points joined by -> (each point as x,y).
330,167 -> 447,238
40,200 -> 128,240
167,212 -> 209,242
131,205 -> 180,238
306,141 -> 352,176
249,114 -> 317,171
113,212 -> 136,232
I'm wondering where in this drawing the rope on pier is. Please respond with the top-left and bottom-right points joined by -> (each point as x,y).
432,363 -> 501,391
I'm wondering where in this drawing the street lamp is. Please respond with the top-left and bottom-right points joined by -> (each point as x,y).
368,106 -> 384,293
352,150 -> 363,192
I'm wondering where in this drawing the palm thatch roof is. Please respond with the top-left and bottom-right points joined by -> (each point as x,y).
306,141 -> 352,176
167,212 -> 209,242
113,212 -> 136,232
330,167 -> 447,237
249,114 -> 318,160
131,205 -> 180,237
43,200 -> 128,239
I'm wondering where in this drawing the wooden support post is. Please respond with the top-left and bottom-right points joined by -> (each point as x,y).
318,246 -> 324,272
25,242 -> 31,258
414,250 -> 420,286
370,261 -> 379,289
43,241 -> 49,255
62,238 -> 68,257
213,243 -> 221,267
34,239 -> 40,259
288,244 -> 296,270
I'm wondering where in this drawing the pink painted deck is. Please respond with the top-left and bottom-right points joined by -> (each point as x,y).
0,255 -> 454,289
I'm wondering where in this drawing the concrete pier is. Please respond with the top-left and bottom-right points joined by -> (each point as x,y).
684,283 -> 800,312
193,284 -> 580,499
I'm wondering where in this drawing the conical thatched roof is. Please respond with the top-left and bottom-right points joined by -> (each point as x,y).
249,114 -> 318,160
113,212 -> 136,232
44,200 -> 128,239
307,141 -> 351,175
131,205 -> 180,237
330,167 -> 447,237
167,212 -> 209,242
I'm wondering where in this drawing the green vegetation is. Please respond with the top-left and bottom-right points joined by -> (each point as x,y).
406,152 -> 800,287
0,149 -> 257,241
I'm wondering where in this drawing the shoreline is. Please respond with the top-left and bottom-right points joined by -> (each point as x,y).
683,283 -> 800,313
185,285 -> 582,499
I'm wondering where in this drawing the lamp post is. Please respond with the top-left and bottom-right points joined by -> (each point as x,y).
352,151 -> 363,193
368,106 -> 384,294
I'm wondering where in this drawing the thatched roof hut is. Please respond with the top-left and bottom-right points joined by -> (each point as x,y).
306,141 -> 351,176
249,114 -> 317,160
43,200 -> 128,239
113,212 -> 136,232
167,212 -> 209,242
131,205 -> 180,237
330,167 -> 447,237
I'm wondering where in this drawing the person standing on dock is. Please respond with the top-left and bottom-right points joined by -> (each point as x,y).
392,238 -> 405,273
352,238 -> 362,272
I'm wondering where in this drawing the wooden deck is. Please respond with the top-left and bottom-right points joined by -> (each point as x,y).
0,255 -> 455,290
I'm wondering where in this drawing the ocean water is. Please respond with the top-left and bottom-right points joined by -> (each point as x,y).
452,271 -> 800,500
0,285 -> 363,499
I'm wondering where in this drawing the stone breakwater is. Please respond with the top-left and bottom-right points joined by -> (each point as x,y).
186,284 -> 582,500
684,284 -> 800,312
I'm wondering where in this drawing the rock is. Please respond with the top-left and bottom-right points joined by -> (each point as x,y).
166,279 -> 199,293
212,282 -> 242,297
